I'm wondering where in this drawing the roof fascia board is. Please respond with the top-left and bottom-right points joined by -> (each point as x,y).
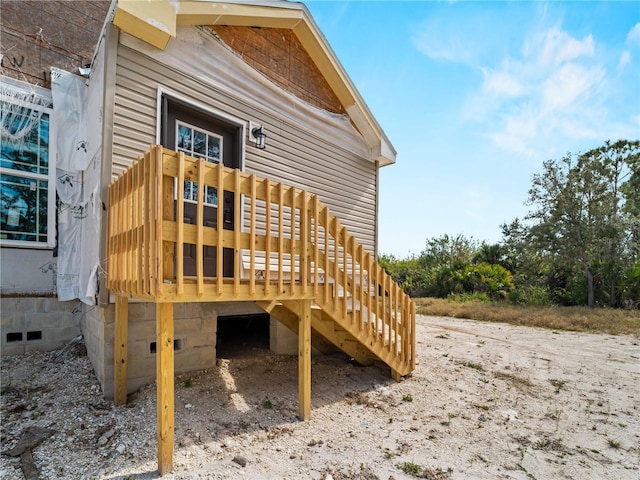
176,1 -> 303,27
293,16 -> 395,166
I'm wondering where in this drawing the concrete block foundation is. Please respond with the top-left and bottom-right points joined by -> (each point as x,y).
82,300 -> 286,399
2,296 -> 298,400
1,297 -> 81,356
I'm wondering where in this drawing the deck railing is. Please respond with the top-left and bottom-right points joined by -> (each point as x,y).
107,146 -> 415,374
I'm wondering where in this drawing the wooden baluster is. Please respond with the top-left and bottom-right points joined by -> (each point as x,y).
176,152 -> 185,297
106,184 -> 112,291
123,168 -> 130,293
342,228 -> 348,321
135,162 -> 142,296
216,163 -> 224,296
301,191 -> 309,296
390,274 -> 395,354
374,265 -> 382,348
278,182 -> 284,295
196,158 -> 205,297
113,179 -> 120,292
130,166 -> 136,293
234,169 -> 241,296
402,293 -> 409,366
264,178 -> 271,296
162,171 -> 174,292
323,207 -> 330,306
249,175 -> 256,295
142,153 -> 150,296
333,218 -> 339,313
410,301 -> 416,370
150,149 -> 158,296
313,196 -> 320,297
358,244 -> 365,335
348,235 -> 354,327
290,186 -> 296,295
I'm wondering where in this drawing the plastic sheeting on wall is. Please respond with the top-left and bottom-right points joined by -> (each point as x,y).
79,40 -> 105,304
51,67 -> 102,305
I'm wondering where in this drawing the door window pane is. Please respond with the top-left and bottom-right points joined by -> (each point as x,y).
175,121 -> 223,206
177,124 -> 192,150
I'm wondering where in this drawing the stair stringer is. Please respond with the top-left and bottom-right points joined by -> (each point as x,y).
260,299 -> 411,378
258,301 -> 376,367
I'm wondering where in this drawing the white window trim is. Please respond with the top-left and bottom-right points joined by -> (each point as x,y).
0,79 -> 57,249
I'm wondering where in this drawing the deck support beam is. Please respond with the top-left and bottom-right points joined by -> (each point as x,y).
156,303 -> 175,475
298,299 -> 312,420
114,295 -> 129,406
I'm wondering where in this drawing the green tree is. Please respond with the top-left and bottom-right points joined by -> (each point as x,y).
512,139 -> 639,307
473,242 -> 505,266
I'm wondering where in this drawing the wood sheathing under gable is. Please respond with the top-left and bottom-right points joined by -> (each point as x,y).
210,26 -> 344,115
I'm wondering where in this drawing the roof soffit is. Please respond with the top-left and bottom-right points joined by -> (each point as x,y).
113,0 -> 396,166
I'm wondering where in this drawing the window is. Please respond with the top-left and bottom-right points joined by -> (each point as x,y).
176,120 -> 222,207
0,83 -> 56,247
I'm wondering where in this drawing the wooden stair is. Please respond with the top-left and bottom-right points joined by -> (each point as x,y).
107,146 -> 416,475
258,300 -> 377,367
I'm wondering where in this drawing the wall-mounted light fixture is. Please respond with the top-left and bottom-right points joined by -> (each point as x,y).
250,122 -> 267,149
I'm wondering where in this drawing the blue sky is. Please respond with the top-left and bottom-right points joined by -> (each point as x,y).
304,0 -> 640,257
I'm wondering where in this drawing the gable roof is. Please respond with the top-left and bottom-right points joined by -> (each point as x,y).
113,0 -> 396,166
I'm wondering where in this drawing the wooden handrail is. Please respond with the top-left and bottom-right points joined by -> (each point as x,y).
107,146 -> 415,374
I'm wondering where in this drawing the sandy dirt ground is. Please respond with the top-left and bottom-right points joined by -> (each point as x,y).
1,315 -> 639,480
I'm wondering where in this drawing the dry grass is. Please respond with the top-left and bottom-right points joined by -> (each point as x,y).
415,298 -> 640,335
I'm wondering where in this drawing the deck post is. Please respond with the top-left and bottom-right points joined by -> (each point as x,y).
156,302 -> 174,475
114,295 -> 128,406
298,299 -> 312,420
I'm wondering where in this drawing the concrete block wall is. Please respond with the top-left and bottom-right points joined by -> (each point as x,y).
1,297 -> 81,355
83,300 -> 270,399
84,302 -> 215,398
4,297 -> 309,399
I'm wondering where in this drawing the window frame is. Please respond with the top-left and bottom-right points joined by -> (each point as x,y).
0,80 -> 57,249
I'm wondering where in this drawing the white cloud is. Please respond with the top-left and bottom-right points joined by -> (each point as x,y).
541,63 -> 605,113
538,29 -> 594,66
463,23 -> 625,158
411,8 -> 513,66
627,22 -> 640,45
618,50 -> 631,70
412,28 -> 477,64
482,68 -> 525,97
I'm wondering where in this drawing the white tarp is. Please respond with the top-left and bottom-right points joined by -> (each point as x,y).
51,67 -> 102,305
80,41 -> 105,303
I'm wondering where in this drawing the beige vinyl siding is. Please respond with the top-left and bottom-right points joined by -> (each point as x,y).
111,31 -> 377,252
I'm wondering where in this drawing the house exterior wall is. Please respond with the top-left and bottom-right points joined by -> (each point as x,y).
111,27 -> 378,252
0,0 -> 109,295
0,1 -> 110,358
86,25 -> 380,397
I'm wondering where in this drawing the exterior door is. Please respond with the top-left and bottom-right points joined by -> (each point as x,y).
161,96 -> 240,278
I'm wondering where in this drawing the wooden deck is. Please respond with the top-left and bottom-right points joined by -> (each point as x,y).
106,146 -> 416,474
